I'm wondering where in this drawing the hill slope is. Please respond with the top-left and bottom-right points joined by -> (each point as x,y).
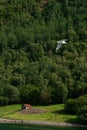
0,0 -> 87,105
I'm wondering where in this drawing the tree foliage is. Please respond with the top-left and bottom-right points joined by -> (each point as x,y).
0,0 -> 87,106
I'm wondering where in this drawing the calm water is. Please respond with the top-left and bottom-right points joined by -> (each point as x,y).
0,124 -> 86,130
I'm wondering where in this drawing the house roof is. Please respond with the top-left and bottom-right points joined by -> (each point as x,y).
24,104 -> 32,107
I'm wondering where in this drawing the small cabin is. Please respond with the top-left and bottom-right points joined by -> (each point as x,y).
22,104 -> 32,110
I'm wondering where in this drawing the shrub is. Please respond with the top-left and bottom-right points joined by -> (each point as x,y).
0,96 -> 9,106
77,95 -> 87,124
4,85 -> 20,104
65,94 -> 87,115
64,99 -> 78,114
78,105 -> 87,124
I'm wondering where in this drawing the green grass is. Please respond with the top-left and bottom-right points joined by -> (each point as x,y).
0,104 -> 77,124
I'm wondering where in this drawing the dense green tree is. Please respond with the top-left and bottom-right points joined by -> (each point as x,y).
0,28 -> 7,51
7,31 -> 18,49
21,84 -> 41,105
4,84 -> 20,104
40,86 -> 51,105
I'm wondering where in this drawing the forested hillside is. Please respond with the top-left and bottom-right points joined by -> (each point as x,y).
0,0 -> 87,105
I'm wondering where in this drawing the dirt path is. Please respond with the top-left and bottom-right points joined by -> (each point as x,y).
0,118 -> 87,128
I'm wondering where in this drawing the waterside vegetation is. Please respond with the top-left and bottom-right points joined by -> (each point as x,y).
0,104 -> 77,123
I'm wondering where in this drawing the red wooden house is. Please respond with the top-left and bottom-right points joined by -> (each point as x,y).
22,104 -> 32,110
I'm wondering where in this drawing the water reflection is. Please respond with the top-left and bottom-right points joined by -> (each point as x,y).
0,124 -> 86,130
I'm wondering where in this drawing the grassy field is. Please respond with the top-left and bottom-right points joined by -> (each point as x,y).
0,104 -> 77,124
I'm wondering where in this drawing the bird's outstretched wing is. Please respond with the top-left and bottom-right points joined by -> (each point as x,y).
56,39 -> 67,52
56,43 -> 62,52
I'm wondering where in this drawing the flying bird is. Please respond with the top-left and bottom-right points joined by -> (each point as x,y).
56,39 -> 67,53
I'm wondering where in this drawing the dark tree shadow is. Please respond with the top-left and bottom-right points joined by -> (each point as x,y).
52,109 -> 66,114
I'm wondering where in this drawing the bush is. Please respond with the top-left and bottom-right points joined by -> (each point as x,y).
4,85 -> 20,104
77,95 -> 87,124
64,99 -> 78,114
0,96 -> 9,106
78,105 -> 87,124
65,94 -> 87,115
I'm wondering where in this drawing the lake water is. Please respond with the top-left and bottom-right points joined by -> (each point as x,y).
0,124 -> 86,130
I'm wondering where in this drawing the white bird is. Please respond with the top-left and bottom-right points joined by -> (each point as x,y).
56,39 -> 67,53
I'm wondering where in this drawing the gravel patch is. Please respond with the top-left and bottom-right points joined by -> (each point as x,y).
20,108 -> 48,114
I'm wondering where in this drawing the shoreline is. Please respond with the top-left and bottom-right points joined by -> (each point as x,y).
0,118 -> 87,128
